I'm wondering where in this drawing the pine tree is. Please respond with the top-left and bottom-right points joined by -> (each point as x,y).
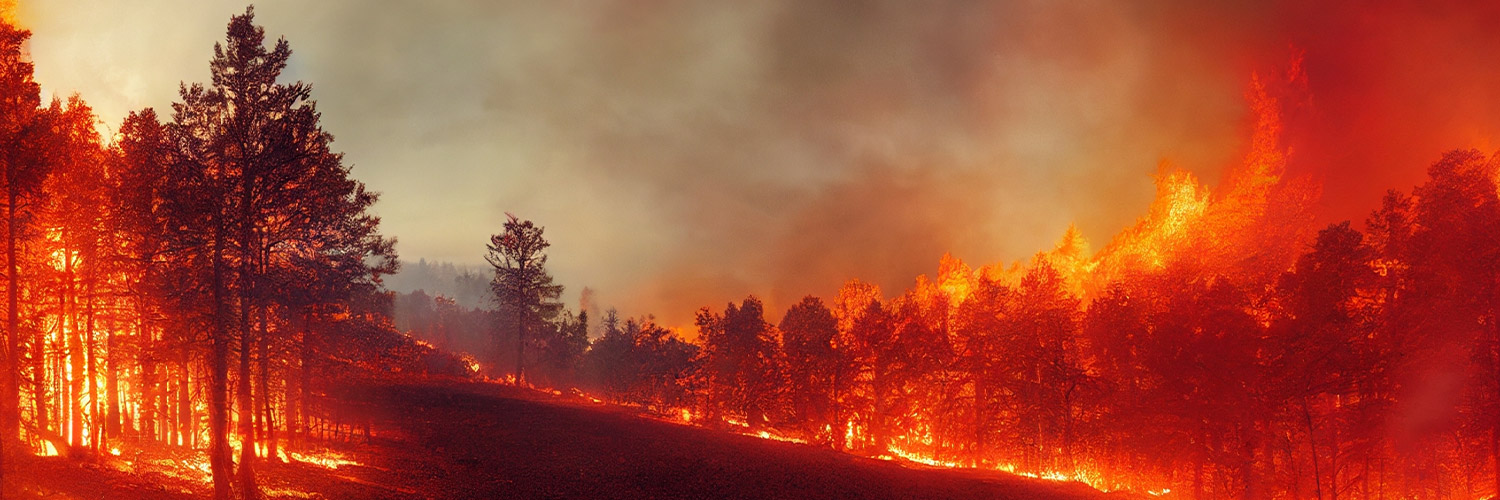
486,214 -> 561,386
0,20 -> 43,478
166,6 -> 399,496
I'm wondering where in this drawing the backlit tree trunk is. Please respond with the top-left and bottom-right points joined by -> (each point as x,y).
236,267 -> 256,493
259,308 -> 275,461
210,231 -> 232,500
4,185 -> 19,467
66,236 -> 84,449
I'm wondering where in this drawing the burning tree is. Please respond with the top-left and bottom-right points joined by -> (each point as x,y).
0,7 -> 424,499
698,296 -> 783,430
167,7 -> 402,496
778,296 -> 839,446
579,311 -> 698,409
0,19 -> 43,484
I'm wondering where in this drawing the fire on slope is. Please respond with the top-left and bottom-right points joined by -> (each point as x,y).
13,222 -> 454,496
564,385 -> 1163,494
847,75 -> 1316,499
927,77 -> 1288,309
664,72 -> 1318,498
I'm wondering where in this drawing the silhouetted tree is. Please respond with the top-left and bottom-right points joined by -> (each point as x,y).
1270,221 -> 1379,499
1407,150 -> 1500,496
156,6 -> 400,496
486,214 -> 562,386
110,108 -> 174,444
44,96 -> 108,455
845,298 -> 895,453
779,296 -> 838,444
579,311 -> 698,411
582,310 -> 634,398
1006,262 -> 1084,471
1145,271 -> 1265,499
699,296 -> 781,429
0,19 -> 43,477
535,310 -> 588,387
955,276 -> 1011,460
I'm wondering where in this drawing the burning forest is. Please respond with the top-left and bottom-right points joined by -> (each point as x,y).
1,1 -> 1500,500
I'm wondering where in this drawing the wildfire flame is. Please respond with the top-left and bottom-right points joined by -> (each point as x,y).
287,450 -> 361,470
617,67 -> 1317,500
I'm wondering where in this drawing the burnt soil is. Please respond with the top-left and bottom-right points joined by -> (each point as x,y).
7,379 -> 1126,500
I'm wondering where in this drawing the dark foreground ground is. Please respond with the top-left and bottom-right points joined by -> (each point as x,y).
9,379 -> 1122,499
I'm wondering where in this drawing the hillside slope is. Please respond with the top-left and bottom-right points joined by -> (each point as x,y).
11,380 -> 1125,499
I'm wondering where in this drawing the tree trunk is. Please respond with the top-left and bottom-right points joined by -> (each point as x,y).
299,313 -> 314,446
177,364 -> 191,448
86,273 -> 99,452
162,369 -> 173,446
515,303 -> 525,387
258,306 -> 275,461
284,312 -> 304,449
210,231 -> 232,500
32,298 -> 48,439
66,237 -> 84,449
2,186 -> 16,483
1329,405 -> 1339,500
283,339 -> 297,447
236,178 -> 261,493
1362,454 -> 1370,500
1062,381 -> 1076,471
144,363 -> 159,445
515,260 -> 526,387
1304,397 -> 1324,500
137,306 -> 155,443
831,360 -> 844,451
973,379 -> 987,457
107,310 -> 122,440
237,297 -> 256,495
872,364 -> 887,454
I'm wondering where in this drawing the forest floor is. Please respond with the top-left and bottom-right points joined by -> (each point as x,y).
7,378 -> 1129,499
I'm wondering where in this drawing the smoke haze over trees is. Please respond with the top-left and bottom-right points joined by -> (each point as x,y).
16,1 -> 1500,329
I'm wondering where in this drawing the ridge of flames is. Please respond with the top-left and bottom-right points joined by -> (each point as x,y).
27,221 -> 378,493
878,77 -> 1306,498
561,387 -> 1170,495
100,443 -> 362,490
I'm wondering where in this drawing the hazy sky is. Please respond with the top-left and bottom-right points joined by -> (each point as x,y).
16,1 -> 1500,327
